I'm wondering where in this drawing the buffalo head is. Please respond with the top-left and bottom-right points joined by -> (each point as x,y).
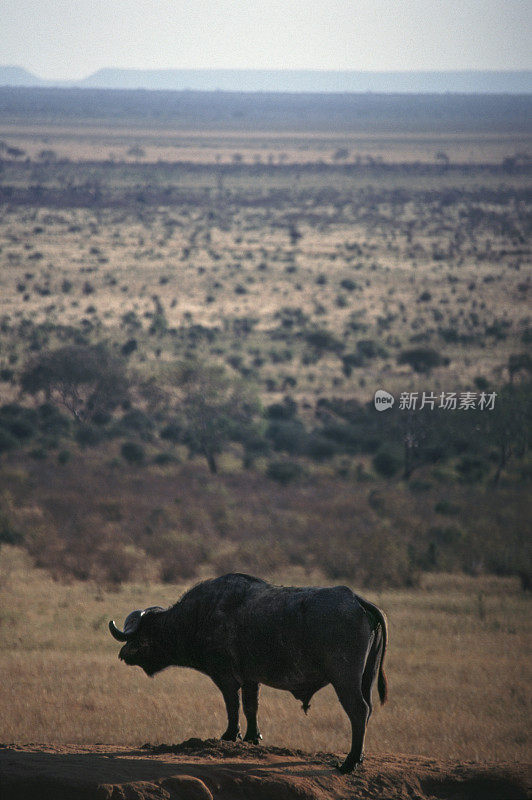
109,606 -> 168,676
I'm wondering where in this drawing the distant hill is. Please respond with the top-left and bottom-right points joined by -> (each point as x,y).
1,66 -> 531,94
0,66 -> 45,87
79,68 -> 532,94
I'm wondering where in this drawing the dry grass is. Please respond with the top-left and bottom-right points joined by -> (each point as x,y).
1,546 -> 529,762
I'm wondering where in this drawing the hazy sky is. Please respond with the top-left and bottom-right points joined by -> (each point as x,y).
2,0 -> 531,80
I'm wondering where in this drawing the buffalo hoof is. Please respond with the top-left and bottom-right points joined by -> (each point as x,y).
243,733 -> 262,745
220,730 -> 242,742
336,755 -> 363,774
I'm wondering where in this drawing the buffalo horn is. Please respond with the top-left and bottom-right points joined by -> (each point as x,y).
109,607 -> 163,642
108,619 -> 128,641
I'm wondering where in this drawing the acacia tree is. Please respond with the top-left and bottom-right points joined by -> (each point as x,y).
171,359 -> 260,474
20,343 -> 129,422
482,381 -> 531,484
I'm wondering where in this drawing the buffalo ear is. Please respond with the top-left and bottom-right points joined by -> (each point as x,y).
142,606 -> 165,615
123,609 -> 144,636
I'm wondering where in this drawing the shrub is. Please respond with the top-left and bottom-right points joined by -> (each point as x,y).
75,424 -> 103,447
29,447 -> 47,460
304,328 -> 344,354
0,512 -> 23,544
373,449 -> 401,478
213,540 -> 286,576
456,455 -> 489,483
398,347 -> 448,373
266,397 -> 298,420
121,441 -> 145,464
121,338 -> 138,356
319,421 -> 360,452
118,409 -> 154,440
0,405 -> 38,441
420,526 -> 467,571
434,500 -> 460,516
508,352 -> 532,381
238,429 -> 270,466
340,278 -> 359,292
0,428 -> 18,454
306,434 -> 339,461
266,460 -> 304,484
152,452 -> 179,465
160,422 -> 182,443
341,353 -> 364,376
144,531 -> 207,582
357,339 -> 388,360
38,404 -> 71,436
266,420 -> 308,455
360,534 -> 419,588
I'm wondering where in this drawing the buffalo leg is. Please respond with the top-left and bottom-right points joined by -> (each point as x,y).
361,633 -> 382,720
242,682 -> 262,743
333,684 -> 369,773
213,677 -> 241,741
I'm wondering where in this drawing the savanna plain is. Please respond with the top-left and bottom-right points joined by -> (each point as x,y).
0,90 -> 530,798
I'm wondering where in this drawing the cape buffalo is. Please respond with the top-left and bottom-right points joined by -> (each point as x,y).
109,573 -> 388,772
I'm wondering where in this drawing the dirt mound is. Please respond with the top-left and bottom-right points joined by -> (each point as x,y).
1,741 -> 529,800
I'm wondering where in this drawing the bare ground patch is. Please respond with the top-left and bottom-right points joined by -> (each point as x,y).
1,740 -> 529,800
